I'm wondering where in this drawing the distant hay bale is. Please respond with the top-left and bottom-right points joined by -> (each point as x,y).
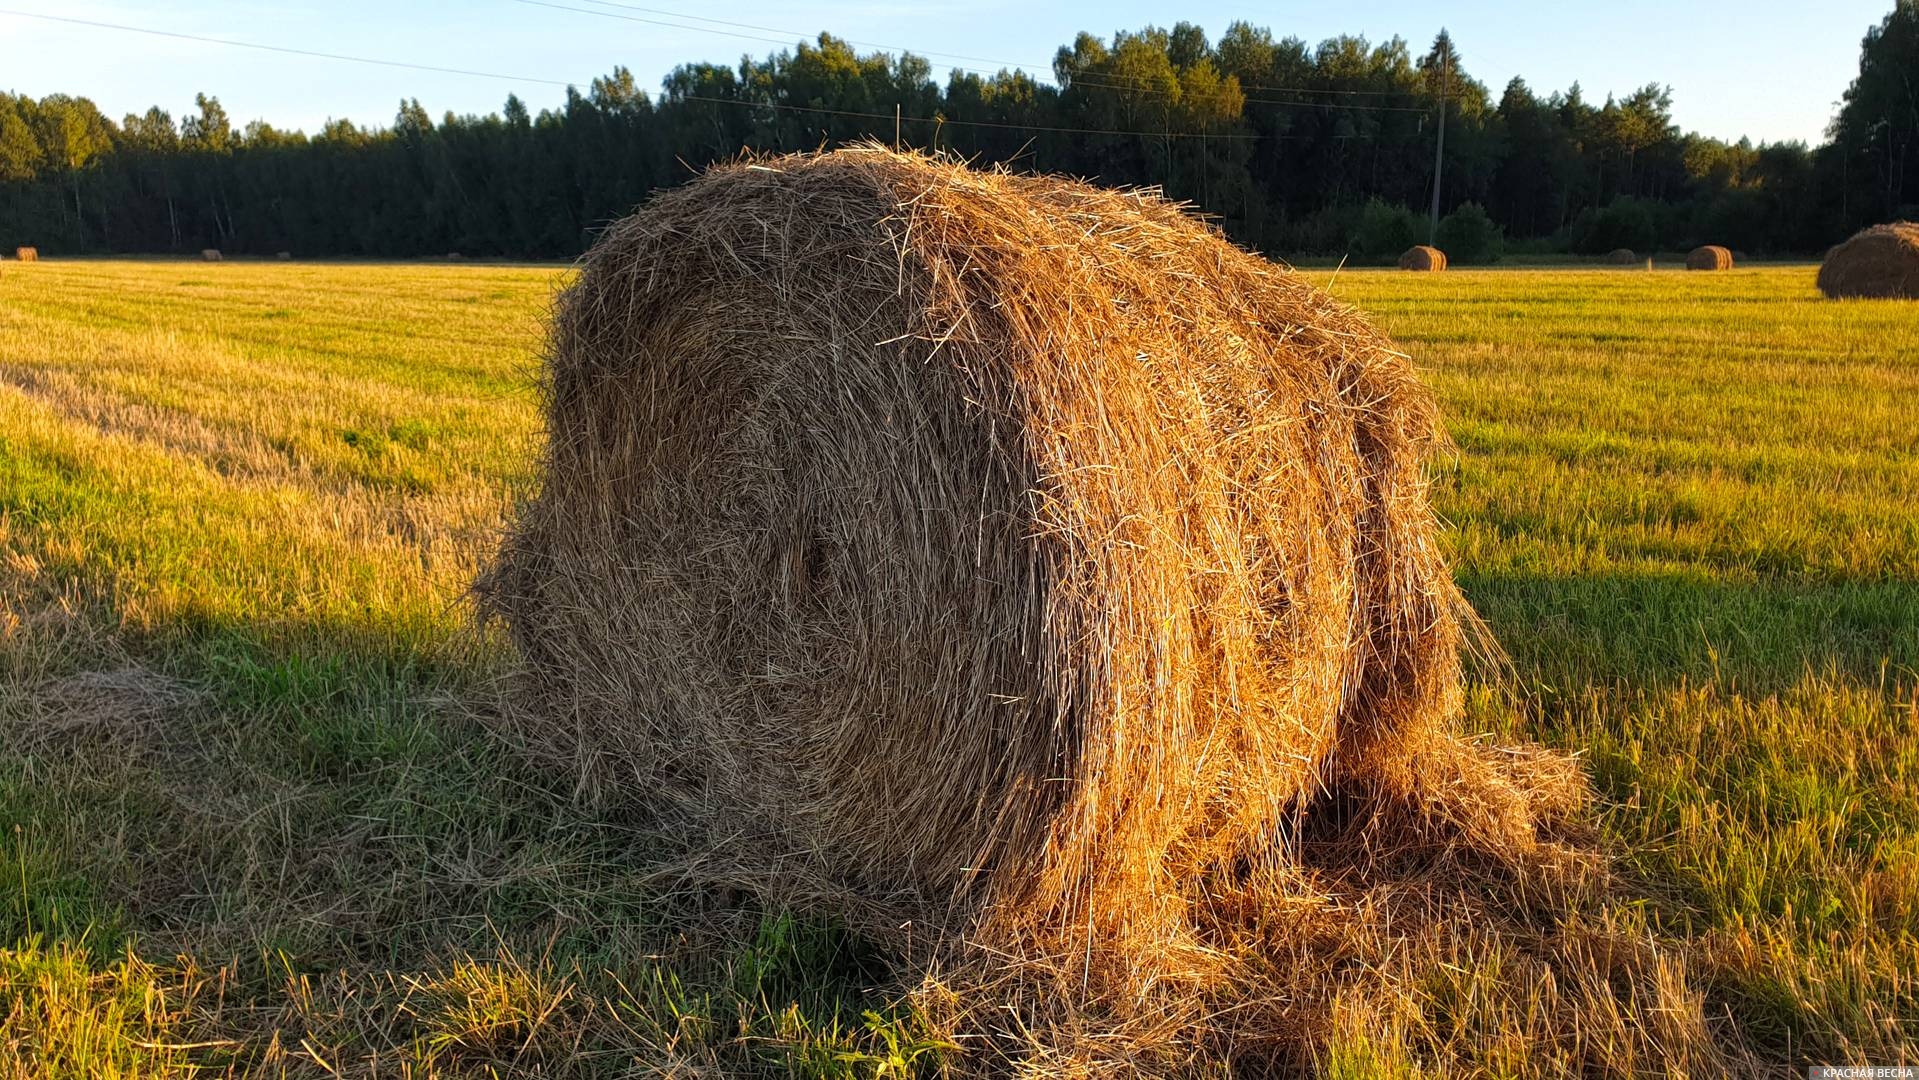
445,252 -> 464,261
1606,248 -> 1636,264
201,248 -> 223,262
1398,244 -> 1447,270
479,146 -> 1579,1067
14,246 -> 36,262
276,251 -> 293,261
1816,221 -> 1919,299
1686,244 -> 1732,271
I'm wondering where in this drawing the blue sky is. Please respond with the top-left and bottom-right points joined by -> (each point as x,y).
0,1 -> 1891,146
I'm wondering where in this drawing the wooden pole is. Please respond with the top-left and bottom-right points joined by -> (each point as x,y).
1428,42 -> 1449,246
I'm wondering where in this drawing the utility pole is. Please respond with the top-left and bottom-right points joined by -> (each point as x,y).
1427,36 -> 1449,246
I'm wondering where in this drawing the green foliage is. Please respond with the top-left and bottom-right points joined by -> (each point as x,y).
0,97 -> 43,181
1693,187 -> 1775,254
1828,1 -> 1919,222
1285,202 -> 1364,256
181,93 -> 230,153
1352,198 -> 1420,261
0,12 -> 1889,259
1433,201 -> 1503,263
2,804 -> 125,950
1568,196 -> 1660,254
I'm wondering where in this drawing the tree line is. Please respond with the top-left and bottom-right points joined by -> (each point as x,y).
2,4 -> 1915,262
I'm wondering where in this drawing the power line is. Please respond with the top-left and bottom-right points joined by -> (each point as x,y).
512,0 -> 1444,114
2,6 -> 1418,139
513,0 -> 1187,108
511,0 -> 806,52
563,0 -> 1451,103
5,2 -> 1454,119
0,8 -> 573,87
565,0 -> 1033,73
6,0 -> 1440,121
669,92 -> 1260,140
0,7 -> 1259,142
1428,46 -> 1449,245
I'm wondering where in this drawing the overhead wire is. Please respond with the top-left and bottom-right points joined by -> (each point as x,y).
562,0 -> 1455,102
665,93 -> 1259,139
0,8 -> 1258,140
512,0 -> 1449,113
0,6 -> 1431,141
0,8 -> 573,87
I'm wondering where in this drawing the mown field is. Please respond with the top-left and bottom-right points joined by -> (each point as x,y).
0,258 -> 1914,1077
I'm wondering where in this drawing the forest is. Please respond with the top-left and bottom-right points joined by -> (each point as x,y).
2,3 -> 1915,261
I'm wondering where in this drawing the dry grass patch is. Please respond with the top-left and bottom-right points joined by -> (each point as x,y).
0,256 -> 1913,1076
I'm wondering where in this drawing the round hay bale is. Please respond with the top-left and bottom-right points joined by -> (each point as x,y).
276,250 -> 293,261
1686,244 -> 1732,271
481,147 -> 1524,1009
1398,244 -> 1447,271
14,246 -> 37,262
1606,248 -> 1636,265
1816,221 -> 1919,299
200,248 -> 223,262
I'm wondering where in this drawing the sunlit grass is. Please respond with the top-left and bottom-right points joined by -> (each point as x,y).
0,258 -> 1914,1073
1332,264 -> 1919,1067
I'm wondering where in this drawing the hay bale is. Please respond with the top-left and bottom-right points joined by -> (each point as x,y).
1398,244 -> 1447,270
1816,221 -> 1919,299
14,246 -> 36,262
1686,244 -> 1732,270
201,248 -> 223,262
276,251 -> 293,261
1606,248 -> 1636,264
480,147 -> 1545,1042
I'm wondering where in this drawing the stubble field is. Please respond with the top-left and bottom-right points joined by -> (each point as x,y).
1,258 -> 1914,1076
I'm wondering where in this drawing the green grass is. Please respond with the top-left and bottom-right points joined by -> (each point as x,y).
0,258 -> 1914,1075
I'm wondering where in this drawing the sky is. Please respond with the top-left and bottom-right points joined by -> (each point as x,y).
0,1 -> 1892,147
